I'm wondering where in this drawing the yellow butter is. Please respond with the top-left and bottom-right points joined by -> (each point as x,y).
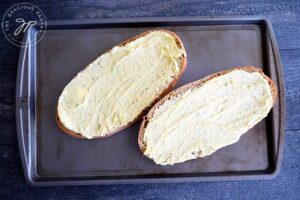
57,31 -> 184,138
143,70 -> 273,165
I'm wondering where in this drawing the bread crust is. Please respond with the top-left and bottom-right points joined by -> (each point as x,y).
56,29 -> 187,139
138,66 -> 277,152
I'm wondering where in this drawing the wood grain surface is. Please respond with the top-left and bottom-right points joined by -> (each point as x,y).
0,0 -> 299,199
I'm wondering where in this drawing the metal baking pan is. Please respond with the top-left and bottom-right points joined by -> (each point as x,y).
16,16 -> 285,186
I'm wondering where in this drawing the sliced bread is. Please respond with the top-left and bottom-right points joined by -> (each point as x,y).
56,30 -> 187,139
138,66 -> 277,165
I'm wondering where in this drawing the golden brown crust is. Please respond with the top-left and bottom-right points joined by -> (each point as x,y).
138,66 -> 277,152
56,29 -> 187,139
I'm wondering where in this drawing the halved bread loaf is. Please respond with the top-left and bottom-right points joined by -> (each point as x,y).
138,66 -> 277,165
56,30 -> 187,139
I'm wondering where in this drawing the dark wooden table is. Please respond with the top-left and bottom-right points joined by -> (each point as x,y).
1,0 -> 299,199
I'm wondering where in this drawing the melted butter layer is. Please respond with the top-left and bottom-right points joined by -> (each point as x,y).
143,70 -> 273,165
58,31 -> 184,138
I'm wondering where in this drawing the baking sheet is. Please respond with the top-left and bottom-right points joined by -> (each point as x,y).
16,16 -> 284,186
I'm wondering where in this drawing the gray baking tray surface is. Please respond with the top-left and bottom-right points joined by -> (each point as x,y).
16,16 -> 285,186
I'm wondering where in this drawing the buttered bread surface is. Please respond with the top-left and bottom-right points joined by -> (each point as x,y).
57,31 -> 185,139
142,69 -> 274,165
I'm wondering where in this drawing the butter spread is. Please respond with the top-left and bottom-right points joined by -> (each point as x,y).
57,31 -> 184,138
143,70 -> 273,165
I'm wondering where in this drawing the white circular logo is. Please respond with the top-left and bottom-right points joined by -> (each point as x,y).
2,2 -> 47,47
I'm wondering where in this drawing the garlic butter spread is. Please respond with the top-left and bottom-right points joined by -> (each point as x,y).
143,70 -> 273,165
57,31 -> 184,138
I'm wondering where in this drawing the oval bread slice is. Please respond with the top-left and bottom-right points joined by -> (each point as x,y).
138,66 -> 277,165
56,30 -> 187,139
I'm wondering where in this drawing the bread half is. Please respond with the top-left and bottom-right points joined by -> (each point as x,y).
56,30 -> 187,139
138,66 -> 277,165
